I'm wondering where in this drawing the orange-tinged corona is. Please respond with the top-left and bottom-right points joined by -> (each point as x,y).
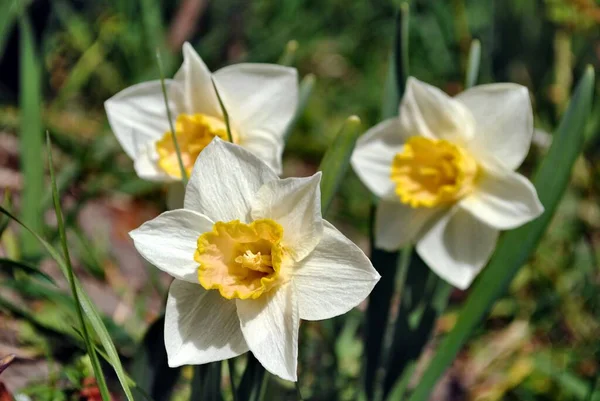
156,113 -> 235,178
194,219 -> 289,300
391,136 -> 478,208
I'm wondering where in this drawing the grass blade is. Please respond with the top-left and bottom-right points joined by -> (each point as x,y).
211,78 -> 234,143
278,40 -> 299,67
191,363 -> 223,401
381,3 -> 410,120
156,50 -> 188,185
407,66 -> 595,401
465,39 -> 481,89
47,134 -> 111,401
238,354 -> 266,401
318,116 -> 362,215
18,13 -> 43,257
0,0 -> 18,59
0,205 -> 136,401
0,257 -> 55,284
283,74 -> 316,141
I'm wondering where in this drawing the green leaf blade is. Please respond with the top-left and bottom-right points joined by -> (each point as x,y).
318,116 -> 362,215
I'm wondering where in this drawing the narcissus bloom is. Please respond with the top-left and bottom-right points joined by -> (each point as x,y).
105,43 -> 297,178
130,139 -> 380,381
351,77 -> 544,289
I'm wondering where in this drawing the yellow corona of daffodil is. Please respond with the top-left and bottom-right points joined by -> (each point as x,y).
105,43 -> 297,180
351,77 -> 544,289
129,138 -> 380,381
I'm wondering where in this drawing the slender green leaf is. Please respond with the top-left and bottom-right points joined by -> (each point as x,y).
0,205 -> 136,401
382,255 -> 450,398
0,0 -> 19,59
283,74 -> 316,141
228,359 -> 239,401
278,40 -> 298,66
407,66 -> 595,401
0,257 -> 55,284
212,78 -> 234,143
363,208 -> 400,400
47,134 -> 111,401
130,316 -> 180,401
191,363 -> 223,401
465,39 -> 481,89
18,13 -> 43,257
318,116 -> 362,215
0,192 -> 12,237
381,3 -> 410,120
238,354 -> 266,401
157,50 -> 188,185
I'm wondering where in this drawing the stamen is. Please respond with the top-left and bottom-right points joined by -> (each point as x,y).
391,136 -> 478,208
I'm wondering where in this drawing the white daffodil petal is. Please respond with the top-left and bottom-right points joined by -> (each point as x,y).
416,207 -> 499,290
173,42 -> 221,117
133,144 -> 174,182
184,138 -> 278,222
105,80 -> 184,159
459,169 -> 544,230
375,201 -> 441,251
129,209 -> 213,282
350,119 -> 403,200
294,221 -> 380,321
213,64 -> 298,174
236,283 -> 299,381
399,77 -> 474,143
165,280 -> 248,367
456,83 -> 533,171
250,173 -> 323,261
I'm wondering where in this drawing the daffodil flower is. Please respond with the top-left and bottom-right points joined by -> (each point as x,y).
351,77 -> 544,289
129,138 -> 380,381
105,43 -> 297,179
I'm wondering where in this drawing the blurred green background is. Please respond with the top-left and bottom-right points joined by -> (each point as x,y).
0,0 -> 599,400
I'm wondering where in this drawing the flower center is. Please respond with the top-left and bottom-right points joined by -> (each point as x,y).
194,219 -> 287,300
155,113 -> 236,179
390,136 -> 478,208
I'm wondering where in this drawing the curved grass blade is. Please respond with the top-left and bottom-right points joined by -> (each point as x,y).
19,13 -> 43,257
0,205 -> 136,401
278,40 -> 298,67
283,74 -> 316,141
211,78 -> 233,143
381,3 -> 409,120
318,115 -> 362,215
407,66 -> 595,401
464,39 -> 481,89
0,0 -> 18,60
0,257 -> 55,284
156,50 -> 188,185
47,133 -> 111,401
